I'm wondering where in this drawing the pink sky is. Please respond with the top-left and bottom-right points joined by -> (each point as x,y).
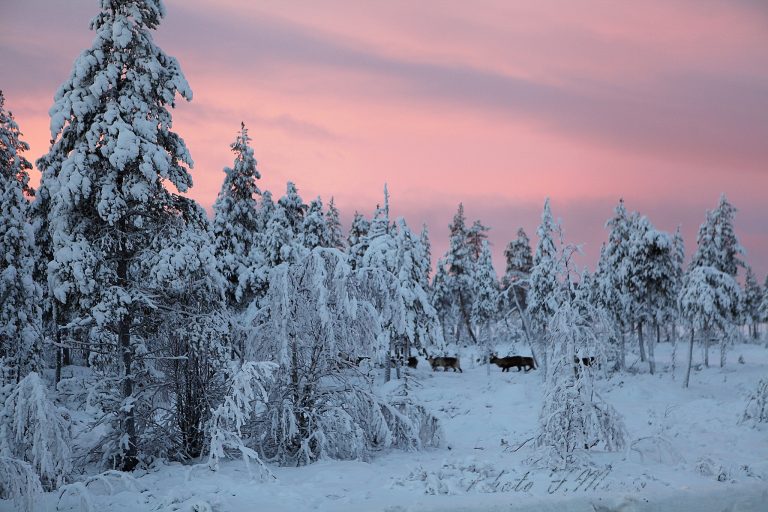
2,0 -> 767,277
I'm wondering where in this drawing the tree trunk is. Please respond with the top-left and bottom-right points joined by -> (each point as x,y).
647,320 -> 656,375
619,329 -> 626,371
684,328 -> 694,388
55,348 -> 62,384
510,288 -> 540,371
458,293 -> 479,345
439,314 -> 448,345
638,321 -> 647,363
703,328 -> 710,368
117,250 -> 138,472
670,330 -> 677,380
485,321 -> 492,377
384,336 -> 392,383
719,335 -> 727,368
53,302 -> 62,384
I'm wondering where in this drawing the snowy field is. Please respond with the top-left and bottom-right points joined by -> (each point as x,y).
18,341 -> 768,512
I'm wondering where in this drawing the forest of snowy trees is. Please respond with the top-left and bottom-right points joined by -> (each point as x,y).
1,1 -> 767,510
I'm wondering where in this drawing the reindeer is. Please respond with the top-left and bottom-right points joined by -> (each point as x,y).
520,356 -> 536,371
427,355 -> 462,372
407,356 -> 418,369
489,354 -> 536,372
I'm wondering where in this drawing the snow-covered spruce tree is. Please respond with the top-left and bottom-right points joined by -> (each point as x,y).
347,211 -> 371,270
325,196 -> 345,250
742,266 -> 761,340
393,218 -> 444,359
35,0 -> 195,471
467,219 -> 490,262
247,249 -> 440,465
256,189 -> 275,233
262,204 -> 300,268
692,194 -> 744,278
445,203 -> 479,344
31,133 -> 75,376
535,282 -> 627,468
678,266 -> 741,388
667,226 -> 686,376
670,228 -> 686,319
431,258 -> 455,345
502,227 -> 533,312
0,456 -> 43,512
625,216 -> 677,375
419,224 -> 432,290
278,181 -> 307,236
577,270 -> 598,305
472,241 -> 499,373
527,198 -> 562,372
212,123 -> 265,310
0,372 -> 71,490
0,91 -> 42,383
361,199 -> 397,274
206,360 -> 277,477
301,197 -> 330,249
594,199 -> 633,370
690,195 -> 744,367
360,196 -> 402,375
143,200 -> 231,460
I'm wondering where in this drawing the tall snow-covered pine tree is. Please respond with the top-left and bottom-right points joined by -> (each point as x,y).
35,0 -> 196,470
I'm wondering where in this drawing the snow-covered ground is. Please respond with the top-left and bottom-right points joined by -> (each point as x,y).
18,342 -> 768,512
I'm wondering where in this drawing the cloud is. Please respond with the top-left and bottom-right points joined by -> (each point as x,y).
2,0 -> 766,276
160,3 -> 768,170
175,101 -> 338,141
4,0 -> 766,170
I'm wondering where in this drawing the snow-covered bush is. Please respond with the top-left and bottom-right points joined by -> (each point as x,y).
0,456 -> 43,512
741,378 -> 768,426
0,372 -> 71,489
381,398 -> 443,451
206,361 -> 276,479
384,372 -> 443,450
535,290 -> 627,468
57,470 -> 139,512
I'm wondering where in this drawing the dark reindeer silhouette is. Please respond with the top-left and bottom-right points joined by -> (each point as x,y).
427,355 -> 463,372
489,354 -> 536,372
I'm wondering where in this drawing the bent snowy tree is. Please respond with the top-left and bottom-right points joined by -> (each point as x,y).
246,249 -> 441,466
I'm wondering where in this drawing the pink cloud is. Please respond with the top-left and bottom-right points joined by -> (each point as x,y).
1,0 -> 766,277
